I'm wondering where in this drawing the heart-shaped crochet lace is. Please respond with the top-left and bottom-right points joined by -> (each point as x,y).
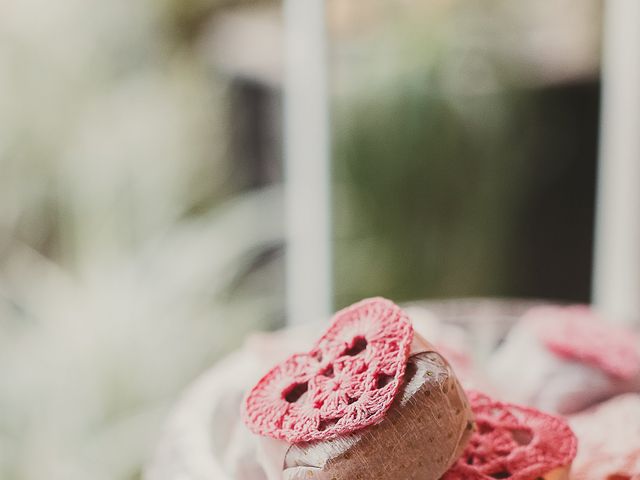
443,391 -> 578,480
526,305 -> 640,379
242,297 -> 413,443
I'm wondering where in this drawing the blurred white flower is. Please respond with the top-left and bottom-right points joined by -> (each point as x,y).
0,0 -> 283,478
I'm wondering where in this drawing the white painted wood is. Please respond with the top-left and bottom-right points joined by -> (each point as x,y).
593,0 -> 640,324
283,0 -> 332,324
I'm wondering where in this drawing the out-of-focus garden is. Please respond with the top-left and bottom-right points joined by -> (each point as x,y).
0,0 -> 601,478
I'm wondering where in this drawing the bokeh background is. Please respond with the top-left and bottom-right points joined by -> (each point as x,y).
0,0 -> 602,479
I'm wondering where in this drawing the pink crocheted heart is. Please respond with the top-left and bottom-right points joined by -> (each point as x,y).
242,297 -> 414,443
443,391 -> 578,480
527,305 -> 640,379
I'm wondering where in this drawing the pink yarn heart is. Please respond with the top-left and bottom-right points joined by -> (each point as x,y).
242,297 -> 413,443
527,305 -> 640,379
443,391 -> 578,480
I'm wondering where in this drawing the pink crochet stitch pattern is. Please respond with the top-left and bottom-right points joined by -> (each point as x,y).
242,297 -> 414,443
443,391 -> 578,480
526,305 -> 640,379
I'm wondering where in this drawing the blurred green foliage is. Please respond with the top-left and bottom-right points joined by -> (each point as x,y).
334,81 -> 529,305
333,76 -> 598,307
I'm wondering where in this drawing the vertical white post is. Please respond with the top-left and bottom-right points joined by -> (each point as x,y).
593,0 -> 640,324
283,0 -> 332,324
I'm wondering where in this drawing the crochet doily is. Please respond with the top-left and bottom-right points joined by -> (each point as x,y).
443,391 -> 577,480
527,305 -> 640,379
242,297 -> 414,443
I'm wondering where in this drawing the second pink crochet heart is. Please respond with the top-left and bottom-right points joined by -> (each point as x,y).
527,305 -> 640,379
443,391 -> 578,480
242,297 -> 414,443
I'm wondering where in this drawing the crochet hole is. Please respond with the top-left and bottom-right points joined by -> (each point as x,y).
319,364 -> 334,378
311,351 -> 323,362
510,428 -> 533,446
283,382 -> 308,403
490,471 -> 512,479
343,336 -> 368,356
478,423 -> 494,435
375,373 -> 393,389
318,418 -> 339,431
347,395 -> 358,404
